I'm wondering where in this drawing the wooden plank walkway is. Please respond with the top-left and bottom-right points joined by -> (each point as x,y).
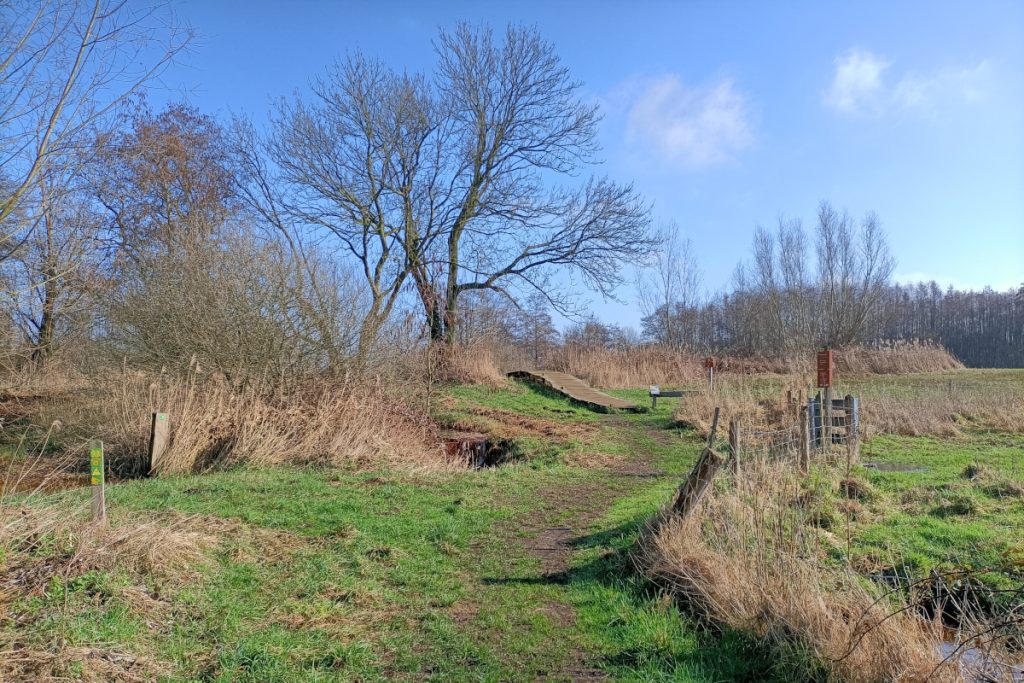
507,370 -> 639,412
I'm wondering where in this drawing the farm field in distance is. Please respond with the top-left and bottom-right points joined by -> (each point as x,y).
2,368 -> 1021,681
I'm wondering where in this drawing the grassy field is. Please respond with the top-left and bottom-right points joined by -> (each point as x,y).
2,369 -> 1022,681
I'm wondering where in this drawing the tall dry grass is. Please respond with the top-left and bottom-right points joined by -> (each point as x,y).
421,342 -> 508,387
836,342 -> 962,375
637,459 -> 960,683
856,380 -> 1024,437
544,343 -> 963,390
14,366 -> 457,476
674,372 -> 1023,438
547,346 -> 705,388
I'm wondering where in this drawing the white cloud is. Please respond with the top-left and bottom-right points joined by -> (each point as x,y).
893,62 -> 992,109
823,49 -> 992,116
823,49 -> 890,114
624,75 -> 752,167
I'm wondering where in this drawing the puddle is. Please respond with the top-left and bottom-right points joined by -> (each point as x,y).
863,461 -> 928,473
441,431 -> 519,469
871,569 -> 1023,682
940,641 -> 1024,682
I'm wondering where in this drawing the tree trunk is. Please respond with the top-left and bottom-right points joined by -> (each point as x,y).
30,269 -> 58,366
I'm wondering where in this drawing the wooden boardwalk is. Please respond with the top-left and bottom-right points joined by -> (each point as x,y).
507,370 -> 639,412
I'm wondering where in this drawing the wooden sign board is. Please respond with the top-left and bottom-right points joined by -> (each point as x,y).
816,349 -> 833,388
703,357 -> 716,369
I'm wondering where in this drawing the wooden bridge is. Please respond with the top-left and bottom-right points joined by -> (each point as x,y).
507,370 -> 639,412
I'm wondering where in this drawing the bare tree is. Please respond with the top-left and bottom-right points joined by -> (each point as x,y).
96,103 -> 371,382
0,1 -> 189,251
0,169 -> 105,363
816,202 -> 895,346
638,221 -> 702,348
732,203 -> 895,355
241,23 -> 652,353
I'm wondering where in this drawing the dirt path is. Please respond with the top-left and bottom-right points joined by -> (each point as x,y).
508,416 -> 674,681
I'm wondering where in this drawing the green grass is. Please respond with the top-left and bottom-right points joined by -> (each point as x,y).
4,382 -> 784,682
848,432 -> 1024,583
4,373 -> 1022,681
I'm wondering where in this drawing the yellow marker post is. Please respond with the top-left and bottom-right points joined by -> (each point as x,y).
90,440 -> 106,523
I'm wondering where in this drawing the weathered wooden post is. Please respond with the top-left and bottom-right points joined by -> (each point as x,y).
90,440 -> 106,523
799,406 -> 810,474
844,395 -> 860,463
672,446 -> 725,518
728,419 -> 740,476
707,406 -> 721,447
148,412 -> 169,475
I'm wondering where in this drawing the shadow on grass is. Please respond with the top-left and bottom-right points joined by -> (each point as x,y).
481,512 -> 795,682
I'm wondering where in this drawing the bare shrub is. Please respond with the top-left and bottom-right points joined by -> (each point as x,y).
637,460 -> 958,683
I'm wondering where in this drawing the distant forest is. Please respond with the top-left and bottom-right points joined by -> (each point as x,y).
872,283 -> 1024,368
634,283 -> 1024,368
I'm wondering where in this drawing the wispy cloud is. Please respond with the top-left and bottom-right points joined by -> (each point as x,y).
823,49 -> 992,116
623,75 -> 753,167
822,49 -> 890,114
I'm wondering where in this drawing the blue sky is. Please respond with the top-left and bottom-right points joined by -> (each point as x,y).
145,0 -> 1023,328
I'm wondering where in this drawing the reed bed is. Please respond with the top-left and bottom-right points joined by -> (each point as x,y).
545,343 -> 963,390
12,367 -> 457,477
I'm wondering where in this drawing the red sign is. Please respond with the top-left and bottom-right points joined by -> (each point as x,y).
816,349 -> 833,388
703,357 -> 716,369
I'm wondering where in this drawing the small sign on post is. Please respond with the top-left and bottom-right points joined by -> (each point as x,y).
704,357 -> 716,392
90,440 -> 106,523
817,349 -> 834,447
816,349 -> 833,389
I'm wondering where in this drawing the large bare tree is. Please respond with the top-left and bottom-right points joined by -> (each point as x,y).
240,23 -> 652,351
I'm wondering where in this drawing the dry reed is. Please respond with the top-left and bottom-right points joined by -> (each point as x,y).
545,343 -> 962,390
423,342 -> 508,387
637,459 -> 960,683
857,381 -> 1024,437
26,366 -> 458,475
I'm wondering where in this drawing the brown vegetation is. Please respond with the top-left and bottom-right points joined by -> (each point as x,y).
859,382 -> 1024,437
2,366 -> 457,477
636,460 -> 958,683
547,343 -> 962,390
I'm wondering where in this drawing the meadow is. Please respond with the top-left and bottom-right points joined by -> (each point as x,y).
1,368 -> 1021,681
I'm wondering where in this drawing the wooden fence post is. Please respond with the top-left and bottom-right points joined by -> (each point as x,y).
844,395 -> 860,463
799,406 -> 810,474
672,446 -> 725,518
707,407 -> 721,448
148,412 -> 169,475
90,440 -> 106,523
728,419 -> 740,477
